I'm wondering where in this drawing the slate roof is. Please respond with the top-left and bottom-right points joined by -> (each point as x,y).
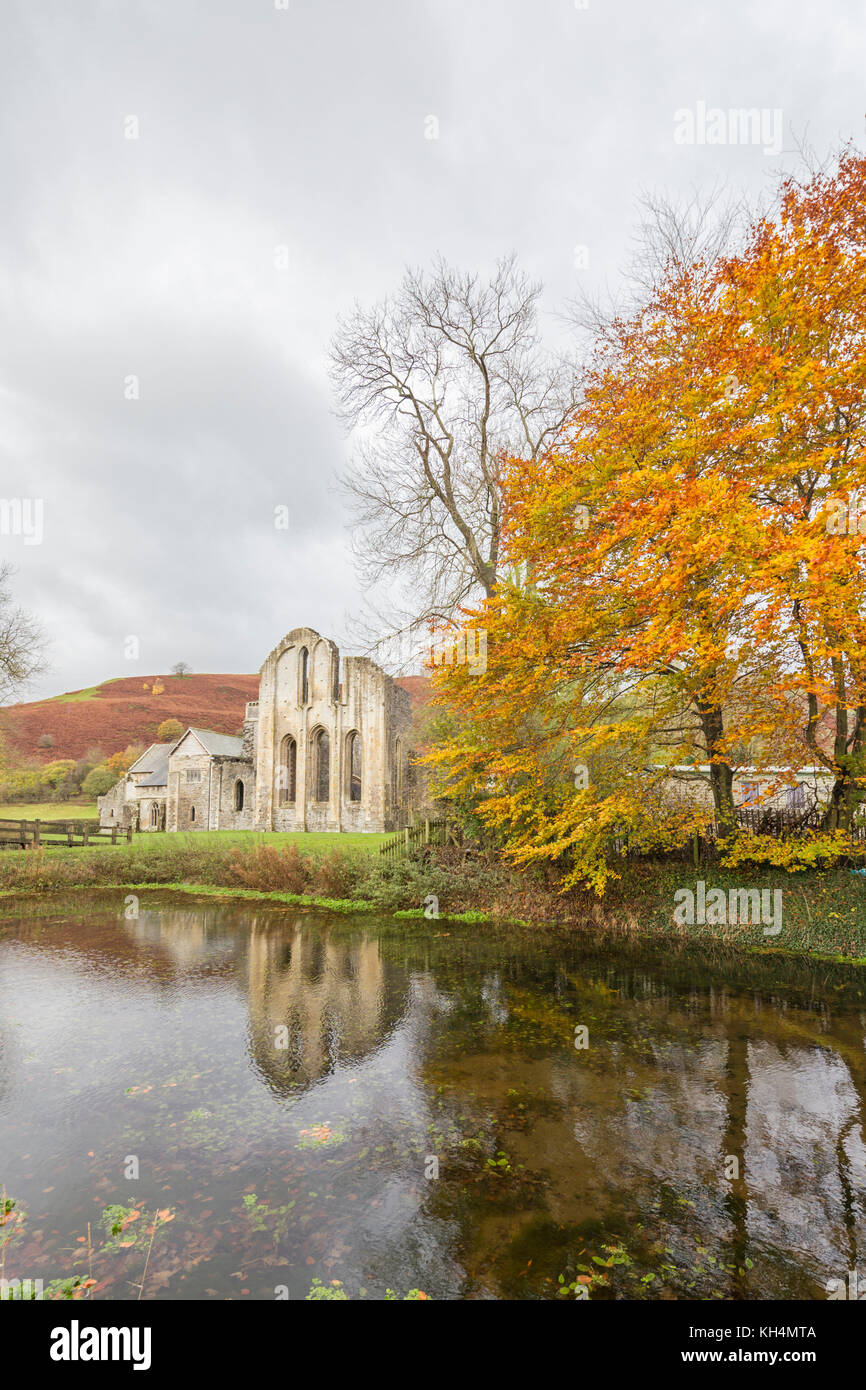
181,728 -> 246,759
128,742 -> 172,786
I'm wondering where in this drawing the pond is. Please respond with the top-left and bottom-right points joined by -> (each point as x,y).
1,891 -> 865,1300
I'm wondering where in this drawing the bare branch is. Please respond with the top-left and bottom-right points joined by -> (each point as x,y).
330,255 -> 581,627
0,562 -> 46,705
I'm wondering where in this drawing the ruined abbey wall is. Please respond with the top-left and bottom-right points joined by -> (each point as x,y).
253,627 -> 413,833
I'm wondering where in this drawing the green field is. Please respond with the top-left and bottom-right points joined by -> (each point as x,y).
0,821 -> 390,855
0,802 -> 98,820
46,686 -> 102,703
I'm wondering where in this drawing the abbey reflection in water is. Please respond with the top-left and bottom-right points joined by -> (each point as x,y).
121,905 -> 866,1292
125,907 -> 408,1088
4,900 -> 864,1298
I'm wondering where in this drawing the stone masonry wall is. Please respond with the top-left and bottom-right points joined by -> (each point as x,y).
167,753 -> 214,831
254,627 -> 417,833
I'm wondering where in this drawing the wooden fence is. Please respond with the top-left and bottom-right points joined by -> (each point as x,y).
613,806 -> 866,866
734,806 -> 823,836
378,819 -> 459,862
0,818 -> 133,849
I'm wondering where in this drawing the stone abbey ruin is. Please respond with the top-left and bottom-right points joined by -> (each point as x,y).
98,627 -> 425,833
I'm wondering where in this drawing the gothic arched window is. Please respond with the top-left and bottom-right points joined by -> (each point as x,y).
346,731 -> 362,802
279,735 -> 297,804
393,738 -> 403,805
313,728 -> 330,802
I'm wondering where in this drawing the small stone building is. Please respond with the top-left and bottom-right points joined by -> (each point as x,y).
166,727 -> 254,832
98,742 -> 170,831
98,626 -> 426,834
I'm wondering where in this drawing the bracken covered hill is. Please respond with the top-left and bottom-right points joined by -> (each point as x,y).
0,674 -> 260,762
0,672 -> 433,763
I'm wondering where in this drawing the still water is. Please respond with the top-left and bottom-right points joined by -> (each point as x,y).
1,892 -> 865,1300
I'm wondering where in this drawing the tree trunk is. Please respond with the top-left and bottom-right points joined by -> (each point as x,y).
695,693 -> 736,838
822,702 -> 865,832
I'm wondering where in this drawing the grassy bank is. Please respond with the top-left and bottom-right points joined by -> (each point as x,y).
0,837 -> 864,960
585,861 -> 866,963
114,830 -> 391,853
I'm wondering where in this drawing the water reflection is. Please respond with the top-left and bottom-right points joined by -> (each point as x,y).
0,895 -> 864,1300
246,924 -> 395,1088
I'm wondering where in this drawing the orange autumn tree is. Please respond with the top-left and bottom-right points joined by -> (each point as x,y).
427,267 -> 768,891
427,150 -> 866,890
712,149 -> 866,829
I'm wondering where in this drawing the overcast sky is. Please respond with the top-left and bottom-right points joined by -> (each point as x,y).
0,0 -> 863,698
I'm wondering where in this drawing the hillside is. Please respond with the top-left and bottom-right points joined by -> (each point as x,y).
0,672 -> 433,764
0,674 -> 260,762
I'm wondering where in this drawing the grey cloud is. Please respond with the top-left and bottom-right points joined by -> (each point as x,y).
0,0 -> 863,696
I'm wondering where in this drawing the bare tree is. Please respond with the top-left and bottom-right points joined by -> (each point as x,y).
0,562 -> 45,704
329,255 -> 580,644
171,662 -> 192,678
567,183 -> 753,344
